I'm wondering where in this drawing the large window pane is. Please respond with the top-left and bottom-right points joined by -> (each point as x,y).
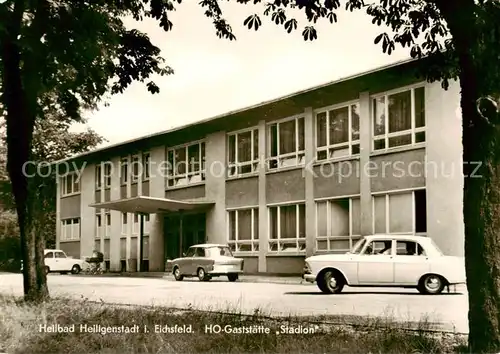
269,207 -> 278,239
330,199 -> 349,236
351,198 -> 361,235
298,204 -> 305,238
373,97 -> 386,136
253,130 -> 259,160
316,202 -> 328,237
188,144 -> 200,172
415,87 -> 425,128
388,90 -> 411,133
317,112 -> 327,147
167,151 -> 174,176
389,193 -> 413,233
238,209 -> 252,240
237,131 -> 252,163
280,205 -> 297,239
374,195 -> 386,233
298,118 -> 305,151
254,211 -> 259,240
279,120 -> 296,155
351,104 -> 360,141
66,175 -> 72,194
329,107 -> 349,145
270,124 -> 278,157
175,147 -> 186,175
415,189 -> 427,233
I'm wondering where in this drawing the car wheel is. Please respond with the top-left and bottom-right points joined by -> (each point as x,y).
418,274 -> 445,295
227,274 -> 238,282
197,268 -> 209,281
71,265 -> 81,275
318,270 -> 344,294
173,267 -> 183,281
44,266 -> 50,275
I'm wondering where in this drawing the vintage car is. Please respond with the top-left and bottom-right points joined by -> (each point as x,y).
171,244 -> 244,282
302,234 -> 466,295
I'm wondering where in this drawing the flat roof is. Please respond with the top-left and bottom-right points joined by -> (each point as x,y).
89,196 -> 215,214
55,56 -> 418,165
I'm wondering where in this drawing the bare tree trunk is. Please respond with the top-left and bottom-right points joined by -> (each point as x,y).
0,1 -> 48,303
462,86 -> 500,353
432,0 -> 500,351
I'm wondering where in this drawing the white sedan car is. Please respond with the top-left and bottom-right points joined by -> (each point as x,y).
43,249 -> 87,274
302,235 -> 466,295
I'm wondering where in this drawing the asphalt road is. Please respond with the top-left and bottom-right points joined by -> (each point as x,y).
0,273 -> 468,333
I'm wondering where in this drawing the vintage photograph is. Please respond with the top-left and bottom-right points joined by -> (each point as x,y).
0,0 -> 499,353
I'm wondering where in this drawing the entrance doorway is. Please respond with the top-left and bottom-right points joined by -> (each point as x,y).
164,212 -> 206,260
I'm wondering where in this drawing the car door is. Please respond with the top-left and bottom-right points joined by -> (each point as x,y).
357,239 -> 395,284
193,248 -> 209,272
54,251 -> 69,271
178,247 -> 196,275
393,240 -> 431,285
44,251 -> 55,270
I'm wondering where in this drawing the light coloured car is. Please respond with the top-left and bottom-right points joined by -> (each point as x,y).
302,235 -> 466,295
172,244 -> 244,282
43,249 -> 87,274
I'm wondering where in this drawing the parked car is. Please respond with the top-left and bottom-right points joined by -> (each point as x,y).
171,244 -> 244,282
302,234 -> 466,295
22,249 -> 87,275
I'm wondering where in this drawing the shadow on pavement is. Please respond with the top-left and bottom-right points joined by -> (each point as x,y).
284,290 -> 465,296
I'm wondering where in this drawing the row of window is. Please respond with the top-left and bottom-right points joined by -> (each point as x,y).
61,84 -> 426,195
95,211 -> 151,238
167,85 -> 426,186
60,189 -> 426,246
227,189 -> 426,253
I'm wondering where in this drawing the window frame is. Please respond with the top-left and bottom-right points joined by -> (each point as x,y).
104,162 -> 112,188
371,83 -> 426,152
267,202 -> 306,253
227,127 -> 259,178
131,155 -> 140,183
60,218 -> 80,241
120,157 -> 129,185
143,152 -> 150,181
105,209 -> 111,238
315,195 -> 361,253
226,207 -> 259,253
95,164 -> 102,190
121,212 -> 128,235
371,188 -> 427,236
61,173 -> 80,196
95,213 -> 102,239
267,114 -> 305,170
166,140 -> 206,188
314,100 -> 360,161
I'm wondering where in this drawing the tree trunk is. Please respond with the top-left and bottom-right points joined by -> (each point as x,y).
0,6 -> 49,302
461,83 -> 500,353
432,0 -> 500,351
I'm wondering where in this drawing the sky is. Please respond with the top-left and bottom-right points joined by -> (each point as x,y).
74,2 -> 411,148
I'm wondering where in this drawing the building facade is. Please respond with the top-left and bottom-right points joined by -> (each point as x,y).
55,59 -> 465,274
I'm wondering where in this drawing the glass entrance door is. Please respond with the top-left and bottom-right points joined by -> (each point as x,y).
164,212 -> 206,260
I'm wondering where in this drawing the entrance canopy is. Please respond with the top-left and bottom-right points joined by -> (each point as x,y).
89,196 -> 215,214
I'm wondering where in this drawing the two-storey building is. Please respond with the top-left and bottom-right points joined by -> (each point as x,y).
55,58 -> 465,274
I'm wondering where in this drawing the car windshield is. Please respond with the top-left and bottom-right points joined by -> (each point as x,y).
351,238 -> 367,254
205,246 -> 233,258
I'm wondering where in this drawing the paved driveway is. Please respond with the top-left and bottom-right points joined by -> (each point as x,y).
0,273 -> 468,333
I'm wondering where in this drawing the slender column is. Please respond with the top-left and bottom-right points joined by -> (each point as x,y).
304,107 -> 315,257
359,92 -> 373,235
258,119 -> 267,272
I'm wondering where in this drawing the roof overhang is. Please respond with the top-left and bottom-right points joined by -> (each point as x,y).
89,196 -> 215,214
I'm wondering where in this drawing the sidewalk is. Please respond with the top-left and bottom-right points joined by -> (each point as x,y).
77,271 -> 306,285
